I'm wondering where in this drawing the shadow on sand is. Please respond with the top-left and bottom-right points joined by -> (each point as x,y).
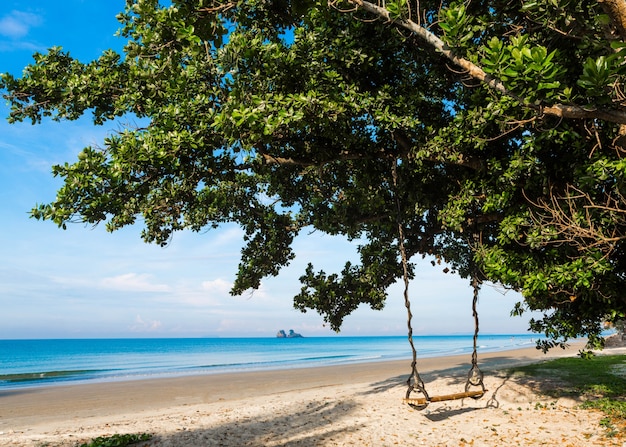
149,398 -> 361,447
147,365 -> 491,445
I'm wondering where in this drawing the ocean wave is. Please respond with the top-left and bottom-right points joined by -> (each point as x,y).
0,369 -> 100,384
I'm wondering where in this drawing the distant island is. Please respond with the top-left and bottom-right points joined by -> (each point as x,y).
276,329 -> 303,338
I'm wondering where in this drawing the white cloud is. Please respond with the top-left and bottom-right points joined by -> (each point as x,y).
0,40 -> 40,52
50,272 -> 170,293
100,273 -> 171,292
214,318 -> 253,334
0,11 -> 42,39
197,278 -> 270,303
200,278 -> 232,295
130,314 -> 163,332
232,283 -> 271,302
158,278 -> 237,307
212,225 -> 245,246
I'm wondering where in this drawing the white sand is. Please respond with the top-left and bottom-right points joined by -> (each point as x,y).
2,342 -> 624,447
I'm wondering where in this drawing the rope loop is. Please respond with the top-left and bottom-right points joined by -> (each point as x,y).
405,369 -> 430,409
465,364 -> 486,396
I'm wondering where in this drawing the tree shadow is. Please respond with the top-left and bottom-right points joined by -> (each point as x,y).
359,373 -> 406,394
149,398 -> 361,447
492,368 -> 587,403
361,362 -> 478,395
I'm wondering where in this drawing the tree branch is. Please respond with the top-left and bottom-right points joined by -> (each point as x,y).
393,130 -> 485,170
525,185 -> 626,254
258,150 -> 388,166
261,134 -> 485,170
349,0 -> 626,125
598,0 -> 626,41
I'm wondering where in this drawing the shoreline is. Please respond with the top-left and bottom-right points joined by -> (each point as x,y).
0,334 -> 542,392
1,343 -> 583,422
5,340 -> 625,446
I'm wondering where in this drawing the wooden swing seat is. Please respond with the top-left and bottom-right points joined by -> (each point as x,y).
403,389 -> 486,406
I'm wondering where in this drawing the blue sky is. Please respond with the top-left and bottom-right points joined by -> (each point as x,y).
0,1 -> 535,339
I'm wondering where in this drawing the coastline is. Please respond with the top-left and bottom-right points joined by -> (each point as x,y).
0,334 -> 541,389
5,340 -> 622,446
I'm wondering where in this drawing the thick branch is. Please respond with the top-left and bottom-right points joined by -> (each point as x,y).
262,135 -> 485,170
259,150 -> 388,166
599,0 -> 626,41
349,0 -> 626,125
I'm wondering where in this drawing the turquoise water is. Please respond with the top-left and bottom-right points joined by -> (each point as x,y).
0,335 -> 536,389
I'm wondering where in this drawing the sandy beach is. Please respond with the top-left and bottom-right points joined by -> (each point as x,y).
1,342 -> 624,447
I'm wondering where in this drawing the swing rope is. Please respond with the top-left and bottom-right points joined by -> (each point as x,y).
391,158 -> 485,408
466,275 -> 486,395
390,159 -> 429,403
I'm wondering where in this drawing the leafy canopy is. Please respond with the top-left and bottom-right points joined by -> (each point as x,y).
3,0 -> 626,349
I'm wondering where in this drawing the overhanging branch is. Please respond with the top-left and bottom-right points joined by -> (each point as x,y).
259,150 -> 385,166
349,0 -> 626,125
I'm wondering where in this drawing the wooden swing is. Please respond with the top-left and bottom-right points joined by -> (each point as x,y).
401,276 -> 487,408
391,160 -> 486,409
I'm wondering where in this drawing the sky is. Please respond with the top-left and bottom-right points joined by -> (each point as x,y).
0,1 -> 536,339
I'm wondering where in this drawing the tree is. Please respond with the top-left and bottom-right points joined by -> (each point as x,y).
2,0 -> 626,349
346,0 -> 626,350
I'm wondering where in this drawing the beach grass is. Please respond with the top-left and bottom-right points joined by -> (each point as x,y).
510,354 -> 626,436
78,433 -> 151,447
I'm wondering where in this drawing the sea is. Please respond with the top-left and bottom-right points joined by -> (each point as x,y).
0,335 -> 538,390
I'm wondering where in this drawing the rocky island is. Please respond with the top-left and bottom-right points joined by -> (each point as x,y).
276,329 -> 303,338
